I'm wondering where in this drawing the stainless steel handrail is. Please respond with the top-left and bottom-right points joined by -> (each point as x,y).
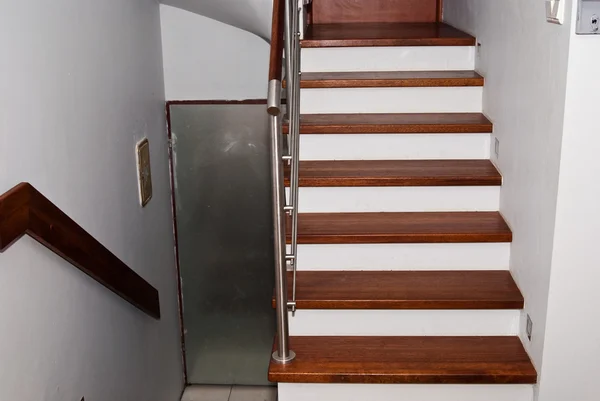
268,0 -> 303,364
268,81 -> 294,364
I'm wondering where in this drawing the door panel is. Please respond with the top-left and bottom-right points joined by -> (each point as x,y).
169,103 -> 275,385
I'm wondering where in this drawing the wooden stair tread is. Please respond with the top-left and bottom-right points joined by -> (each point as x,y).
274,271 -> 523,310
302,22 -> 476,48
284,160 -> 501,187
268,336 -> 537,384
283,113 -> 493,134
295,71 -> 484,88
287,212 -> 512,244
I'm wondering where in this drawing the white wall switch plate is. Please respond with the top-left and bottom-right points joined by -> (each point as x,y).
546,0 -> 566,24
136,138 -> 153,207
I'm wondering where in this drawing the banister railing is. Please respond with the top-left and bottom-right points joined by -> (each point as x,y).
0,182 -> 160,319
268,0 -> 304,364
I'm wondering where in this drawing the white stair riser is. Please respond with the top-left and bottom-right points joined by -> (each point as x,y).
279,384 -> 533,401
289,187 -> 500,213
300,134 -> 491,161
293,243 -> 510,270
301,46 -> 476,72
300,87 -> 483,114
289,310 -> 520,336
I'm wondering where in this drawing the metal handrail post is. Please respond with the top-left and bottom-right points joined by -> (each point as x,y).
268,0 -> 304,365
268,80 -> 295,364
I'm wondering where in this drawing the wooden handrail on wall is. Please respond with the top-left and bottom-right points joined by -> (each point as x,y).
268,0 -> 285,81
0,183 -> 160,319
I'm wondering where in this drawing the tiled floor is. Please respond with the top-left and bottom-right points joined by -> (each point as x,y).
181,385 -> 277,401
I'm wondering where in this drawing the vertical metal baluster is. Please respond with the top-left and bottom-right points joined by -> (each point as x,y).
290,0 -> 302,312
282,0 -> 294,213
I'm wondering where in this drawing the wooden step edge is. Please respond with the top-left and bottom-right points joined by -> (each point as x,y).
300,77 -> 483,88
268,336 -> 538,385
288,212 -> 512,245
272,271 -> 524,310
273,294 -> 524,310
301,37 -> 476,48
269,369 -> 538,385
294,123 -> 494,134
283,175 -> 502,187
269,370 -> 538,385
282,116 -> 494,134
282,161 -> 504,186
285,74 -> 484,89
271,294 -> 523,310
273,296 -> 524,310
289,232 -> 513,244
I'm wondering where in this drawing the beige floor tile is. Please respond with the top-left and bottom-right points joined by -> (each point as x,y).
229,385 -> 277,401
181,385 -> 232,401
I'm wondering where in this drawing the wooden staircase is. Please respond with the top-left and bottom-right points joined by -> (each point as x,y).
270,4 -> 536,400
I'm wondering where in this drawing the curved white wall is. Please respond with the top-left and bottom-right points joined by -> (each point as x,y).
161,0 -> 273,40
160,4 -> 269,100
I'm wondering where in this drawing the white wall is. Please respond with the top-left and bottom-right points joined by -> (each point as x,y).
160,5 -> 269,100
0,1 -> 183,400
537,3 -> 600,400
161,0 -> 273,40
443,0 -> 573,369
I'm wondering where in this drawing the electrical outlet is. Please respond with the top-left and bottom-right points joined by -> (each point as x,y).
494,137 -> 500,158
577,0 -> 600,34
136,138 -> 153,207
526,314 -> 533,341
592,14 -> 599,32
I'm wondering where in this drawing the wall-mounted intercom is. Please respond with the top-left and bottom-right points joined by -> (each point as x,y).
577,0 -> 600,34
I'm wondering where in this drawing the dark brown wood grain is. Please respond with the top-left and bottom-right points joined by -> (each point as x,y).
302,22 -> 475,48
283,113 -> 493,134
0,183 -> 160,319
287,212 -> 512,244
0,183 -> 30,250
269,336 -> 537,384
291,71 -> 483,88
284,160 -> 501,187
269,0 -> 285,81
167,99 -> 267,106
312,0 -> 438,24
274,271 -> 523,310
